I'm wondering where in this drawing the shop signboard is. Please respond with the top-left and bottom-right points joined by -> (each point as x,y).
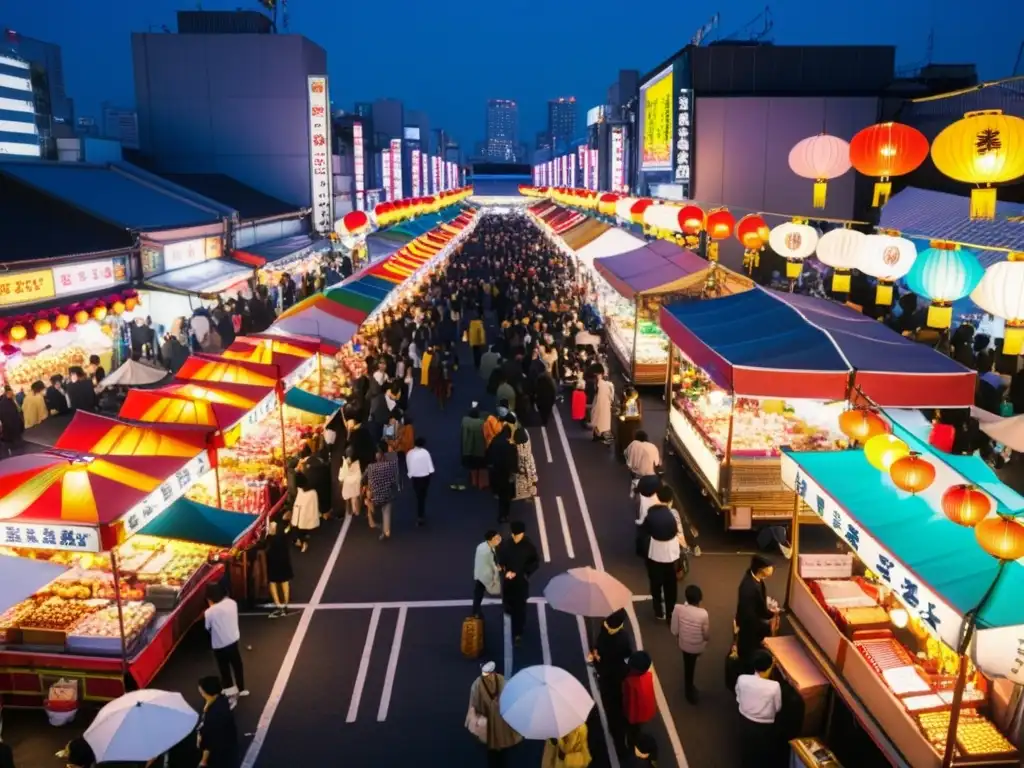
569,153 -> 577,188
282,355 -> 318,390
411,148 -> 422,197
431,156 -> 441,195
421,152 -> 429,196
674,86 -> 693,190
390,139 -> 403,199
306,76 -> 334,234
589,148 -> 599,190
162,238 -> 213,272
639,66 -> 673,171
117,450 -> 212,542
578,146 -> 587,190
52,257 -> 129,297
547,160 -> 554,187
586,105 -> 606,127
0,269 -> 55,308
533,165 -> 540,185
353,121 -> 366,211
1,520 -> 99,553
382,149 -> 392,201
611,126 -> 627,193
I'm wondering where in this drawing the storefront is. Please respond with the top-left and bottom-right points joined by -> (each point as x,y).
779,412 -> 1022,767
233,233 -> 331,296
659,288 -> 976,527
0,254 -> 135,393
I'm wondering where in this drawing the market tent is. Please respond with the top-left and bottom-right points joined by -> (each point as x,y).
138,497 -> 256,548
528,201 -> 557,216
164,380 -> 275,411
541,205 -> 570,224
231,233 -> 326,268
0,554 -> 69,614
228,334 -> 320,358
551,210 -> 586,235
283,386 -> 341,417
176,354 -> 280,387
782,447 -> 1024,646
594,241 -> 709,300
220,344 -> 309,382
96,360 -> 169,391
366,232 -> 409,264
119,389 -> 248,432
574,227 -> 645,265
54,412 -> 212,457
561,218 -> 610,251
661,264 -> 755,299
145,258 -> 254,297
241,332 -> 336,356
660,288 -> 975,406
271,290 -> 369,346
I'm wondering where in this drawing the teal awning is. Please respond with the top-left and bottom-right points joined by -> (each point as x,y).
140,498 -> 255,548
284,386 -> 342,417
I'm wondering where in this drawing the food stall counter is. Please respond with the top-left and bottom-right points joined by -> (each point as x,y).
765,635 -> 831,736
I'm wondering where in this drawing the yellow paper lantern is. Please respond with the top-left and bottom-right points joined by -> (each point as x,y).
92,305 -> 107,321
112,301 -> 126,315
54,313 -> 71,330
33,318 -> 52,335
125,297 -> 139,311
930,110 -> 1024,220
74,310 -> 90,325
8,324 -> 26,342
864,433 -> 909,471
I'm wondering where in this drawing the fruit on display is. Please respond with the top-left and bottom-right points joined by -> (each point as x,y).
20,596 -> 104,631
70,601 -> 156,640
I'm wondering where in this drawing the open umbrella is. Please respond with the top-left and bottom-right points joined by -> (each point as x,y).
544,567 -> 632,618
499,665 -> 594,740
95,359 -> 169,391
644,504 -> 679,542
84,689 -> 198,762
635,474 -> 661,498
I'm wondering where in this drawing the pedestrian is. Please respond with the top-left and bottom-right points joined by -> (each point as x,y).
622,651 -> 656,751
496,520 -> 539,646
459,404 -> 489,491
197,675 -> 239,768
588,608 -> 631,755
570,379 -> 587,423
468,314 -> 488,370
487,425 -> 518,523
541,722 -> 592,767
624,431 -> 661,493
670,584 -> 710,703
508,415 -> 538,501
615,387 -> 643,459
0,387 -> 24,455
589,367 -> 614,444
365,442 -> 400,540
534,369 -> 557,426
483,403 -> 507,447
66,367 -> 97,412
264,516 -> 293,618
625,732 -> 659,767
289,472 -> 319,553
407,435 -> 435,526
472,530 -> 502,617
636,501 -> 683,621
735,650 -> 783,768
22,381 -> 48,429
45,374 -> 70,416
203,583 -> 247,697
735,555 -> 779,663
59,737 -> 95,768
339,445 -> 363,517
480,344 -> 502,383
465,660 -> 522,766
495,372 -> 516,414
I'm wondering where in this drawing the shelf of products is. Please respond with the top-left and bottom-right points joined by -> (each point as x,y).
583,267 -> 669,377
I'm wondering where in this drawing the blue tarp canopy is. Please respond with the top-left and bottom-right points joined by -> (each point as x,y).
284,386 -> 342,417
146,259 -> 254,296
366,234 -> 406,263
236,234 -> 325,267
139,498 -> 256,548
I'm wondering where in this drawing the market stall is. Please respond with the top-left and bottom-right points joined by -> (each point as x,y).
232,233 -> 330,293
779,417 -> 1023,767
659,288 -> 976,526
559,218 -> 609,251
0,415 -> 224,705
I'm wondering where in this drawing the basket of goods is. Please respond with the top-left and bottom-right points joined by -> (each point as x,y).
44,678 -> 80,726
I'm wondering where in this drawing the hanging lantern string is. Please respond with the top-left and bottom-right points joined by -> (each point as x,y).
905,75 -> 1024,105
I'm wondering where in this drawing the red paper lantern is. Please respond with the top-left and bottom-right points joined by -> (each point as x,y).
342,210 -> 370,234
975,515 -> 1024,560
677,205 -> 704,236
736,214 -> 770,250
889,453 -> 936,494
838,408 -> 888,443
706,209 -> 735,241
941,484 -> 991,527
849,122 -> 930,206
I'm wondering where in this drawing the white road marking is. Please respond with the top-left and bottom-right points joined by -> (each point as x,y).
346,605 -> 382,723
537,602 -> 552,666
555,409 -> 690,768
503,613 -> 513,678
577,614 -> 620,768
377,605 -> 407,722
241,514 -> 352,768
555,496 -> 575,559
246,595 -> 654,614
541,426 -> 554,463
534,497 -> 551,562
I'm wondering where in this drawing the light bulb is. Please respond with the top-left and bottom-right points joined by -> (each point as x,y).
890,608 -> 909,629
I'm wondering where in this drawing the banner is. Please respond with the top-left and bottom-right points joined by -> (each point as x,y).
421,153 -> 429,196
639,66 -> 673,171
382,149 -> 393,201
411,148 -> 421,197
611,127 -> 627,192
353,122 -> 366,211
432,156 -> 441,194
0,269 -> 54,307
588,148 -> 598,190
306,75 -> 334,233
390,139 -> 403,199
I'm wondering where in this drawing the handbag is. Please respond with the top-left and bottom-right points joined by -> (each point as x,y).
465,706 -> 488,742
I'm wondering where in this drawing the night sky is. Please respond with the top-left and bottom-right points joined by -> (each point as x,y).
4,0 -> 1019,149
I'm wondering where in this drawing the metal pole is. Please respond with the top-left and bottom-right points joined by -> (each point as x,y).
785,491 -> 800,608
109,550 -> 130,680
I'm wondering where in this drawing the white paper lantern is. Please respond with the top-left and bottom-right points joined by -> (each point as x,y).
644,204 -> 682,234
615,197 -> 638,222
788,134 -> 852,208
816,228 -> 865,293
972,260 -> 1024,353
859,234 -> 917,305
769,221 -> 819,279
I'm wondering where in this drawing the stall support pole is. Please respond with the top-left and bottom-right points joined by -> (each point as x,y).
214,463 -> 223,509
785,491 -> 801,608
664,344 -> 674,407
278,404 -> 288,473
317,353 -> 323,397
109,550 -> 130,680
723,400 -> 736,511
629,301 -> 640,385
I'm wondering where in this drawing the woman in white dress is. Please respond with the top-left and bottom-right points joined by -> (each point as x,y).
289,472 -> 320,553
590,368 -> 615,443
339,446 -> 362,517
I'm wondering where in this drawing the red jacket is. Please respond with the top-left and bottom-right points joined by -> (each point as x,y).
622,669 -> 656,724
571,389 -> 587,421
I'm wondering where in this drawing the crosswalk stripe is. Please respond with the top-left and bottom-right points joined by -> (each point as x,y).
534,497 -> 551,562
346,605 -> 381,723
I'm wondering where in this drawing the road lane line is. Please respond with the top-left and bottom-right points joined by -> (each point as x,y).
503,613 -> 513,678
241,514 -> 352,767
541,426 -> 553,463
555,496 -> 575,559
534,498 -> 551,562
251,595 -> 655,613
377,605 -> 407,722
537,602 -> 552,666
554,409 -> 689,768
577,615 -> 620,768
346,605 -> 382,723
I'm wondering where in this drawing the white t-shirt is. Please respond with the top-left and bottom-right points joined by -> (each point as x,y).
735,673 -> 782,724
204,597 -> 240,650
406,446 -> 435,478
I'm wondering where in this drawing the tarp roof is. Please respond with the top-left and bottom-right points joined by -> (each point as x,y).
594,241 -> 710,299
233,234 -> 326,268
284,386 -> 341,417
551,210 -> 587,235
0,554 -> 69,614
177,354 -> 281,386
158,172 -> 300,220
139,497 -> 256,548
366,233 -> 407,264
0,160 -> 229,231
660,287 -> 975,405
146,258 -> 254,296
118,388 -> 247,431
561,218 -> 610,251
574,227 -> 645,265
53,411 -> 212,456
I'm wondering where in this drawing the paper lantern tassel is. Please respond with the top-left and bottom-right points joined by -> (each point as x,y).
785,260 -> 802,279
970,187 -> 997,220
1005,323 -> 1024,355
876,282 -> 894,305
872,181 -> 892,207
831,269 -> 851,293
927,302 -> 954,329
707,242 -> 719,263
813,179 -> 827,209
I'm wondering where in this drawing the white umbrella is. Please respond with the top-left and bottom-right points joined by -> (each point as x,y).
499,665 -> 594,740
0,553 -> 68,614
543,567 -> 632,618
96,359 -> 168,391
84,689 -> 198,762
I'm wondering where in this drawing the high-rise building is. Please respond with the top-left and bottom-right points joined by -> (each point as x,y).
1,27 -> 75,150
101,103 -> 139,149
0,51 -> 41,156
547,96 -> 577,150
484,99 -> 518,161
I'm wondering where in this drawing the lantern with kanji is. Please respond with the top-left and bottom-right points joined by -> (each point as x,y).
849,122 -> 930,206
705,209 -> 735,263
973,255 -> 1024,353
941,484 -> 991,527
768,220 -> 819,280
735,214 -> 770,273
815,227 -> 865,293
838,408 -> 887,444
930,110 -> 1024,220
864,433 -> 909,471
788,133 -> 851,208
858,233 -> 917,305
889,453 -> 936,494
905,241 -> 984,329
